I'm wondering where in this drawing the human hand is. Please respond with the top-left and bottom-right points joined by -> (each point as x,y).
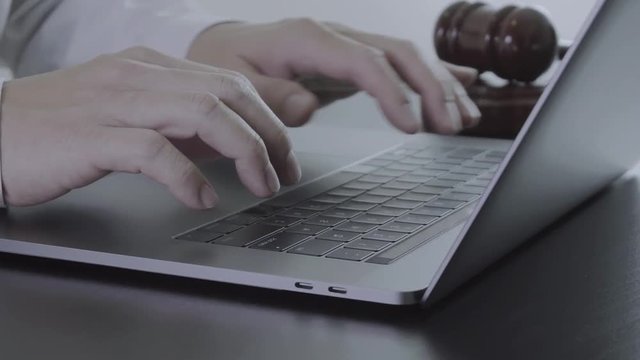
1,47 -> 301,208
188,19 -> 480,134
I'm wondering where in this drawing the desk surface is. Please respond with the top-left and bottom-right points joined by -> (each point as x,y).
2,153 -> 640,360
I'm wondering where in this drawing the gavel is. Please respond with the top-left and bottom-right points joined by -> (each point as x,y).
434,1 -> 570,138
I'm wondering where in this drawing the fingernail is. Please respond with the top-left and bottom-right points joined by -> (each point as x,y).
460,95 -> 482,128
286,151 -> 302,184
199,183 -> 219,209
284,93 -> 317,125
400,102 -> 421,134
264,164 -> 281,194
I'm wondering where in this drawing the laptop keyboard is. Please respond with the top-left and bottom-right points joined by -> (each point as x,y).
175,144 -> 506,265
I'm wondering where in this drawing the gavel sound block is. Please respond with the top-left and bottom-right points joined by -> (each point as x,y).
435,1 -> 569,139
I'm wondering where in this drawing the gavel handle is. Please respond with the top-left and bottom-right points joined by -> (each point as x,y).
558,40 -> 573,60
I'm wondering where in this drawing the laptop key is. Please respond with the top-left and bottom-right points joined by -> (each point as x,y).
366,188 -> 405,197
352,194 -> 393,204
439,192 -> 479,202
399,157 -> 432,166
243,204 -> 281,217
304,216 -> 345,227
396,174 -> 434,183
352,214 -> 394,225
372,169 -> 407,177
296,201 -> 334,211
201,222 -> 242,234
287,223 -> 329,235
384,199 -> 423,209
363,230 -> 406,242
345,239 -> 390,251
424,179 -> 462,188
439,173 -> 475,182
382,181 -> 419,190
343,181 -> 379,190
367,206 -> 409,217
312,194 -> 351,204
214,224 -> 282,247
397,214 -> 438,225
328,187 -> 366,197
410,206 -> 451,217
317,230 -> 360,242
250,232 -> 310,252
326,248 -> 375,261
359,175 -> 394,184
423,163 -> 457,171
177,230 -> 223,243
338,201 -> 376,211
455,185 -> 485,195
397,192 -> 436,202
279,208 -> 318,219
451,167 -> 484,175
224,213 -> 260,226
427,198 -> 466,209
466,179 -> 491,187
412,185 -> 447,195
264,216 -> 301,227
335,221 -> 378,233
379,221 -> 422,233
410,169 -> 446,177
321,208 -> 359,219
288,239 -> 342,256
386,163 -> 420,171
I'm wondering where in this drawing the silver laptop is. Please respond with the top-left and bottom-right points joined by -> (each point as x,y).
0,0 -> 637,306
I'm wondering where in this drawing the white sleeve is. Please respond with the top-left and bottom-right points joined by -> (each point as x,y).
12,0 -> 228,77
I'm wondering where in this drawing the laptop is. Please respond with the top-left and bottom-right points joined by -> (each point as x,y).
0,0 -> 638,306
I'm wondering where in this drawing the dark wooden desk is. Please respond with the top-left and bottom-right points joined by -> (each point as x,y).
2,172 -> 640,360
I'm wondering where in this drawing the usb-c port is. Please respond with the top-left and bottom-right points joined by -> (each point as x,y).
328,286 -> 347,294
295,282 -> 313,290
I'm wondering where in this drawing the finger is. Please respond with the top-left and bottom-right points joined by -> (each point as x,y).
436,65 -> 481,129
268,19 -> 421,133
118,47 -> 333,126
95,127 -> 218,209
107,51 -> 301,185
95,89 -> 280,198
443,62 -> 478,88
324,26 -> 464,133
247,73 -> 319,127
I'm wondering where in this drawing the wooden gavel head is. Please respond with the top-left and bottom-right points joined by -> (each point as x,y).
434,1 -> 558,83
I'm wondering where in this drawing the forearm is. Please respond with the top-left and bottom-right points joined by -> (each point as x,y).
3,0 -> 228,77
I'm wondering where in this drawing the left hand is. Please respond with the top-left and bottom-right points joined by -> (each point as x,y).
187,19 -> 480,134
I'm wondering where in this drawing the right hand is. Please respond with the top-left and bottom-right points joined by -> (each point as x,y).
1,47 -> 301,209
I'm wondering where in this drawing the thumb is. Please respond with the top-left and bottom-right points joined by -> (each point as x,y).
248,74 -> 320,127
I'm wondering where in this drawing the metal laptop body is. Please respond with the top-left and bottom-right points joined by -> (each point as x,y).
0,0 -> 637,306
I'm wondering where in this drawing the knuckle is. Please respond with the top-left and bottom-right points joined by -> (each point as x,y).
360,46 -> 387,63
221,72 -> 256,103
246,134 -> 268,160
272,127 -> 292,153
396,39 -> 419,55
119,46 -> 158,61
175,159 -> 198,184
286,17 -> 329,37
139,131 -> 170,161
190,93 -> 222,118
103,57 -> 145,83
